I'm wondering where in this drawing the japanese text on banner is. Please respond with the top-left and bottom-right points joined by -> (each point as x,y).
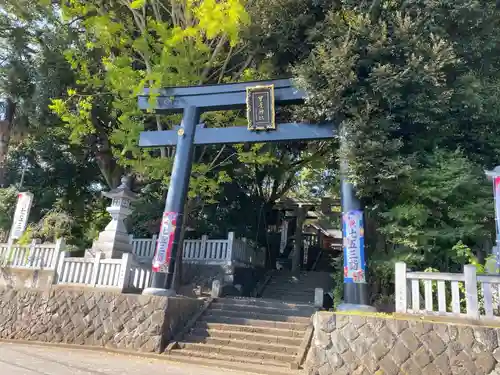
343,210 -> 366,283
152,212 -> 178,273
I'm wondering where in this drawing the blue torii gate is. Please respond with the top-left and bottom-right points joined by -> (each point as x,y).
138,78 -> 369,309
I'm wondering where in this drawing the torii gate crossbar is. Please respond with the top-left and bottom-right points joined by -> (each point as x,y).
137,78 -> 369,309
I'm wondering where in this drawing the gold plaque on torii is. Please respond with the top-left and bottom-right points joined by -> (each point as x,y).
246,85 -> 276,131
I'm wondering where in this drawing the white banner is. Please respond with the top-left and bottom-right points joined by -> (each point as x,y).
10,192 -> 33,240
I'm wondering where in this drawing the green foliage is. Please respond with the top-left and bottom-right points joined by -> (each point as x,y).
0,0 -> 338,271
376,149 -> 492,271
3,0 -> 499,307
50,0 -> 250,189
33,210 -> 75,242
295,0 -> 500,301
0,187 -> 17,239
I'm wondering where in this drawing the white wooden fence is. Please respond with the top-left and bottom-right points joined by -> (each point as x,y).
395,262 -> 500,320
130,232 -> 265,267
0,238 -> 151,291
129,234 -> 157,261
0,231 -> 264,291
56,252 -> 151,290
128,256 -> 152,289
0,239 -> 65,269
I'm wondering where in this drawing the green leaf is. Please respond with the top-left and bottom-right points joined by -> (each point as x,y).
130,0 -> 146,9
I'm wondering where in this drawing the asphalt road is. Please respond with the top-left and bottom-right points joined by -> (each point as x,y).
0,342 -> 248,375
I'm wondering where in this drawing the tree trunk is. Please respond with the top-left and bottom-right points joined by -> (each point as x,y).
95,150 -> 124,189
173,199 -> 195,291
292,207 -> 306,273
90,111 -> 124,189
0,99 -> 16,188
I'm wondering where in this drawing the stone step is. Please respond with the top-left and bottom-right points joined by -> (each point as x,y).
267,278 -> 331,284
264,283 -> 325,289
182,335 -> 299,355
269,277 -> 331,283
167,351 -> 295,375
210,302 -> 315,317
200,314 -> 310,331
188,327 -> 303,346
215,297 -> 313,309
194,321 -> 306,338
204,308 -> 311,323
262,289 -> 317,295
177,342 -> 297,363
265,282 -> 319,286
262,289 -> 320,295
260,296 -> 314,304
272,271 -> 331,281
263,297 -> 314,303
264,285 -> 325,291
262,288 -> 317,294
261,290 -> 316,297
210,303 -> 316,318
266,281 -> 325,287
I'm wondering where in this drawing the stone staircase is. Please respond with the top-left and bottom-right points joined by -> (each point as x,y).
260,271 -> 332,304
168,297 -> 316,374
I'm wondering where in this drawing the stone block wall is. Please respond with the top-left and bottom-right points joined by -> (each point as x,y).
0,288 -> 202,353
0,268 -> 55,289
306,312 -> 500,375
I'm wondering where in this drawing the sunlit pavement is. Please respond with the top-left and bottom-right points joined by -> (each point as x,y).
0,342 -> 250,375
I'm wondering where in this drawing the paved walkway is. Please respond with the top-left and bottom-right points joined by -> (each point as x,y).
0,342 -> 250,375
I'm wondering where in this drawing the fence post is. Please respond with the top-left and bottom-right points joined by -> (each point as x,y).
314,288 -> 324,308
52,238 -> 66,269
27,239 -> 37,267
201,235 -> 208,260
395,262 -> 407,313
211,279 -> 221,298
243,238 -> 249,264
464,264 -> 479,319
6,238 -> 14,266
119,253 -> 133,291
150,234 -> 158,258
240,237 -> 247,263
128,234 -> 134,244
54,251 -> 69,284
90,252 -> 104,287
227,232 -> 235,262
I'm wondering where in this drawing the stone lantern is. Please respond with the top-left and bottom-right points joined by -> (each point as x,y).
91,176 -> 137,259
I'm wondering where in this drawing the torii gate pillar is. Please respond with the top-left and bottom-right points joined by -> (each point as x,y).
137,79 -> 372,310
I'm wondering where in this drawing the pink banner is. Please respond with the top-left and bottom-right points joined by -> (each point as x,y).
152,212 -> 178,273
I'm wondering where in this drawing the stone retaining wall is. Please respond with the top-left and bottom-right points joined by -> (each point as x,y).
0,268 -> 55,289
0,288 -> 202,353
306,312 -> 500,375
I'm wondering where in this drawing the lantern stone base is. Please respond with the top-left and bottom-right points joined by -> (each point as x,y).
91,230 -> 133,259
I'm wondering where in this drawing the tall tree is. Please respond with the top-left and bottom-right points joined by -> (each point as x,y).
0,7 -> 36,186
295,0 -> 500,300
